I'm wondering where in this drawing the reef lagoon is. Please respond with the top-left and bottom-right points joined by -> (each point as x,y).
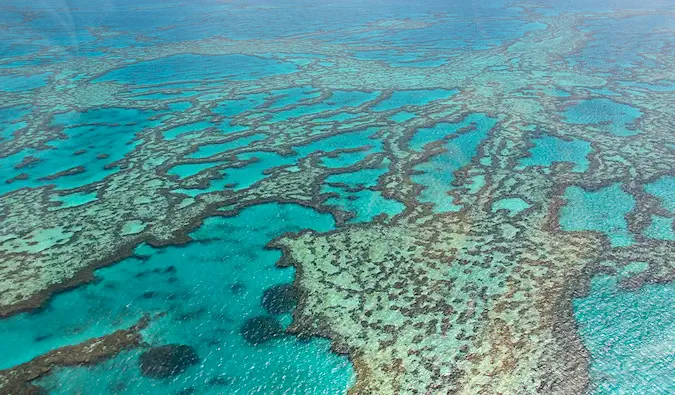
0,0 -> 673,394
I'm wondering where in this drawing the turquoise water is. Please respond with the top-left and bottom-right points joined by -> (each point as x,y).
644,215 -> 675,241
173,127 -> 383,196
491,197 -> 531,216
571,14 -> 674,72
563,179 -> 674,391
411,113 -> 498,212
561,99 -> 642,137
322,159 -> 405,223
3,204 -> 354,393
519,134 -> 592,172
560,184 -> 636,247
95,54 -> 298,84
0,108 -> 160,194
266,90 -> 379,123
371,89 -> 458,112
0,72 -> 50,92
574,268 -> 675,394
1,0 -> 674,393
645,176 -> 675,213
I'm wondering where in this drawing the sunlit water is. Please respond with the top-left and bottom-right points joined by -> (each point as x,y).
0,0 -> 673,393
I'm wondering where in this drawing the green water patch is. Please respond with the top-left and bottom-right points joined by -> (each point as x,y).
644,176 -> 674,213
618,80 -> 675,92
561,98 -> 641,136
323,186 -> 404,223
1,204 -> 353,393
491,197 -> 531,216
0,72 -> 50,92
518,134 -> 592,172
642,177 -> 675,241
322,161 -> 403,223
352,49 -> 420,63
410,113 -> 497,151
324,164 -> 388,189
163,120 -> 215,140
573,267 -> 675,394
173,128 -> 382,196
169,125 -> 372,184
411,114 -> 497,212
128,90 -> 200,100
301,128 -> 382,169
167,162 -> 225,179
390,111 -> 417,123
320,149 -> 377,169
266,90 -> 378,123
166,101 -> 193,112
324,90 -> 380,107
131,83 -> 219,93
213,93 -> 269,119
559,183 -> 635,247
351,49 -> 447,68
0,106 -> 30,142
313,112 -> 362,123
267,87 -> 321,109
0,107 -> 159,195
174,151 -> 290,196
48,191 -> 98,210
186,133 -> 267,159
225,152 -> 291,189
644,215 -> 675,241
51,107 -> 160,128
371,89 -> 458,112
95,54 -> 297,85
589,87 -> 620,96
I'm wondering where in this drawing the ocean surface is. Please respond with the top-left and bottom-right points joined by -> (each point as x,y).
0,0 -> 673,394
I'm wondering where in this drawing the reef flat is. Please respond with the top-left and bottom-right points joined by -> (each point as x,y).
1,316 -> 150,393
0,0 -> 673,393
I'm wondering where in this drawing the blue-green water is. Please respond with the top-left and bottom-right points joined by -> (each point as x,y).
574,268 -> 675,394
5,204 -> 354,393
0,0 -> 674,393
412,113 -> 499,212
561,98 -> 642,137
560,183 -> 636,247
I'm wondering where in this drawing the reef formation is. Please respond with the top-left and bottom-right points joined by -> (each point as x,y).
138,344 -> 200,379
0,0 -> 673,393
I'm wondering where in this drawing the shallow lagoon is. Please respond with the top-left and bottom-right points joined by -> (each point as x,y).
4,204 -> 354,393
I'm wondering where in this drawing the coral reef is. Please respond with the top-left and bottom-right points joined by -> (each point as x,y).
0,317 -> 149,393
240,316 -> 285,345
0,0 -> 673,393
261,284 -> 299,315
138,345 -> 200,379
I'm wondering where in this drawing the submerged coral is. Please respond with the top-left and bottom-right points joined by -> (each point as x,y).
0,0 -> 673,393
138,345 -> 200,379
0,317 -> 149,393
240,316 -> 285,345
261,284 -> 299,315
